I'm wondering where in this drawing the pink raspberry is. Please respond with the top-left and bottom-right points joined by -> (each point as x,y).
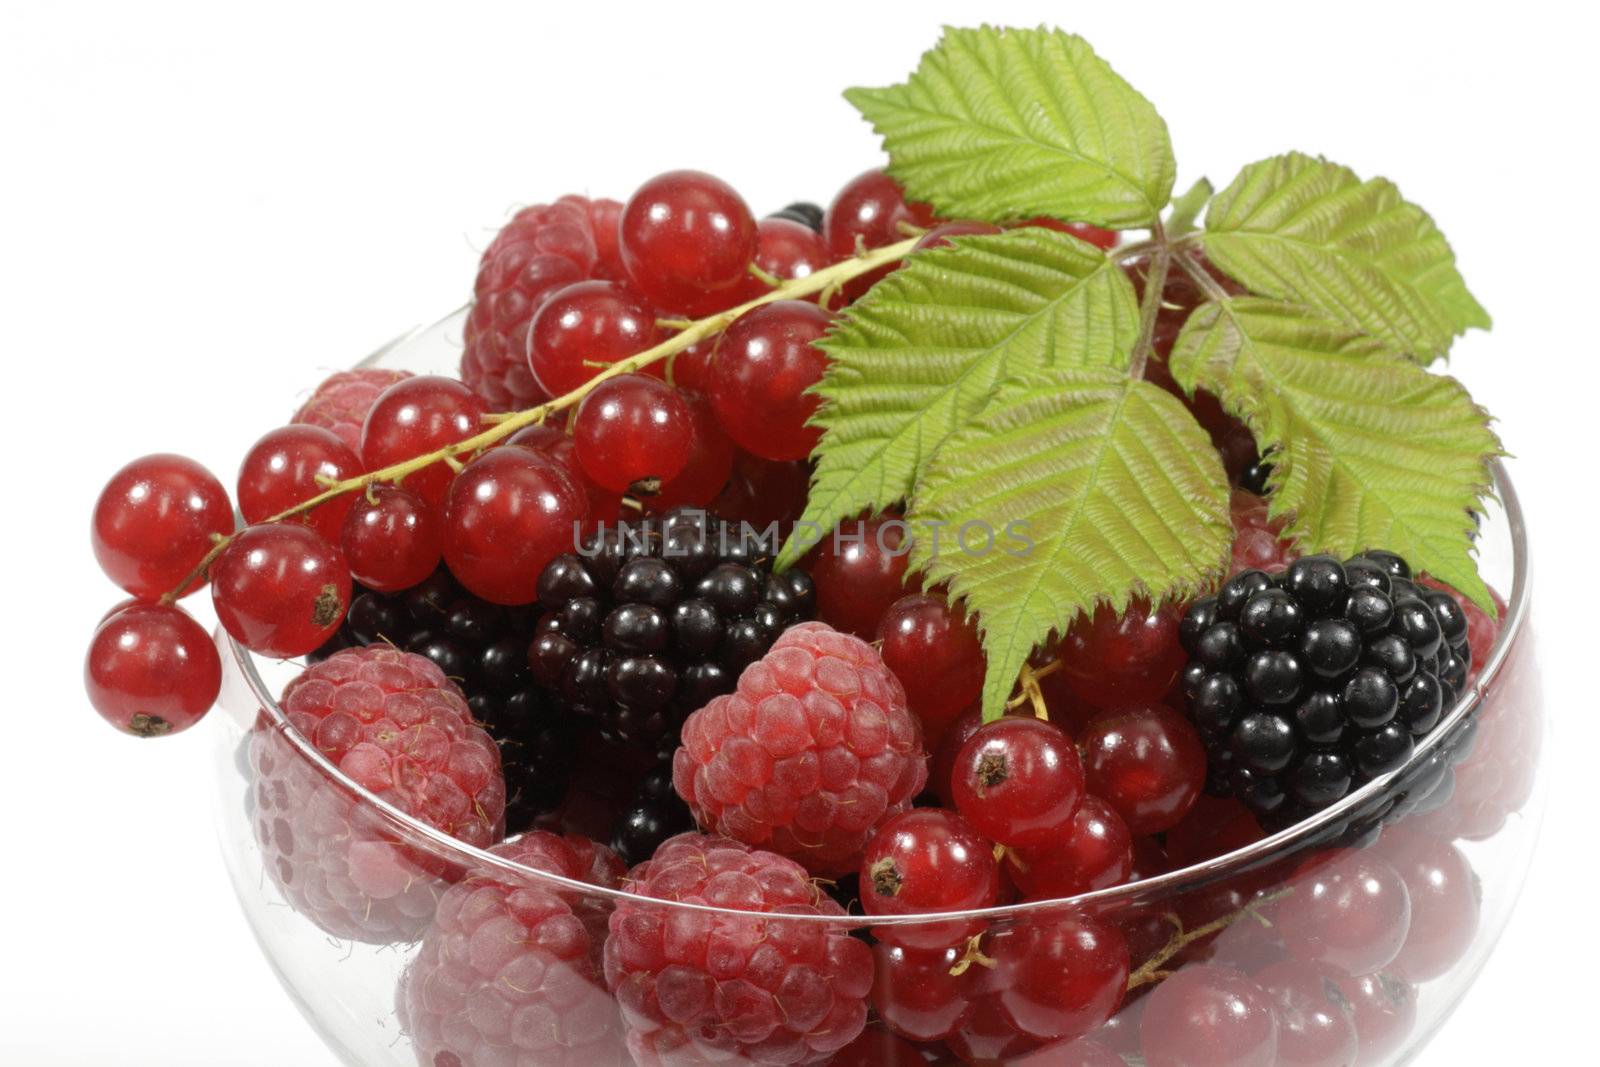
461,196 -> 623,409
1229,489 -> 1297,574
291,367 -> 412,452
398,831 -> 631,1067
248,646 -> 507,943
673,621 -> 927,875
603,833 -> 873,1065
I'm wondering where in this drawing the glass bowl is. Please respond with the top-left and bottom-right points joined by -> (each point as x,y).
210,308 -> 1542,1066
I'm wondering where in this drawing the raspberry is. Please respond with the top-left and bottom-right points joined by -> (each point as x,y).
1229,489 -> 1296,574
603,833 -> 873,1065
248,646 -> 507,943
397,831 -> 630,1067
291,367 -> 412,452
316,569 -> 580,834
461,197 -> 612,409
673,621 -> 928,875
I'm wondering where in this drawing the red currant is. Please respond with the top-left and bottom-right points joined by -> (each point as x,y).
709,300 -> 832,462
573,374 -> 692,493
665,336 -> 717,392
1055,599 -> 1187,712
1016,1037 -> 1127,1067
211,524 -> 351,657
823,169 -> 937,300
735,216 -> 834,302
1078,704 -> 1207,835
1130,835 -> 1172,882
236,424 -> 361,542
92,453 -> 233,599
84,602 -> 221,736
931,702 -> 985,808
359,375 -> 486,509
948,996 -> 1041,1064
1140,965 -> 1278,1067
647,390 -> 734,510
862,808 -> 999,950
990,914 -> 1129,1043
1005,795 -> 1134,900
707,450 -> 811,530
808,515 -> 913,638
620,169 -> 757,316
1377,830 -> 1479,982
914,219 -> 1002,251
1034,647 -> 1100,736
1330,971 -> 1415,1065
1164,794 -> 1265,868
528,280 -> 663,397
1023,218 -> 1119,250
504,421 -> 622,525
876,593 -> 986,747
339,485 -> 442,593
952,717 -> 1085,848
1275,849 -> 1412,977
870,941 -> 975,1043
1254,961 -> 1359,1067
443,447 -> 587,605
829,1024 -> 924,1067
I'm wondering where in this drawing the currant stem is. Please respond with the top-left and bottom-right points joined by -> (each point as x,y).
1125,887 -> 1292,991
158,236 -> 923,604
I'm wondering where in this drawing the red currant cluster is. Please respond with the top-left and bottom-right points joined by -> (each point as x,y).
83,166 -> 1122,742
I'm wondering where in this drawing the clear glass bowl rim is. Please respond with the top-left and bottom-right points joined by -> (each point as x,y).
227,457 -> 1529,929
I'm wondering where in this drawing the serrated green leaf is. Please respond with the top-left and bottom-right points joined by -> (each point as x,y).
1169,297 -> 1500,608
845,25 -> 1175,228
1166,177 -> 1213,237
908,369 -> 1231,719
1202,152 -> 1490,362
774,228 -> 1140,570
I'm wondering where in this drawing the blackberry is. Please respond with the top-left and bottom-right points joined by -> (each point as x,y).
308,567 -> 576,832
1178,551 -> 1473,826
1239,459 -> 1274,496
531,508 -> 815,754
610,762 -> 694,867
768,201 -> 825,231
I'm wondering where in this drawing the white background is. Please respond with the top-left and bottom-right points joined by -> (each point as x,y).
3,1 -> 1592,1063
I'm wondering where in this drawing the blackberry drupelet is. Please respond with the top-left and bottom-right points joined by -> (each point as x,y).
309,567 -> 578,833
530,508 -> 816,755
768,201 -> 825,231
1178,550 -> 1473,827
1239,459 -> 1274,496
609,761 -> 694,866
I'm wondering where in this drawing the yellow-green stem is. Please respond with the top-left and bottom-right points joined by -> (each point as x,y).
159,236 -> 922,604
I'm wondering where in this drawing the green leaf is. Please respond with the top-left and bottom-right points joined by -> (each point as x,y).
775,228 -> 1140,570
1202,152 -> 1490,362
1166,176 -> 1213,236
845,25 -> 1176,228
1169,297 -> 1501,608
907,368 -> 1231,719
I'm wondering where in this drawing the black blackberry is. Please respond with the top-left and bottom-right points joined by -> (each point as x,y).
610,762 -> 694,867
530,508 -> 815,755
768,201 -> 825,231
308,567 -> 576,832
1178,550 -> 1473,826
1239,459 -> 1274,496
